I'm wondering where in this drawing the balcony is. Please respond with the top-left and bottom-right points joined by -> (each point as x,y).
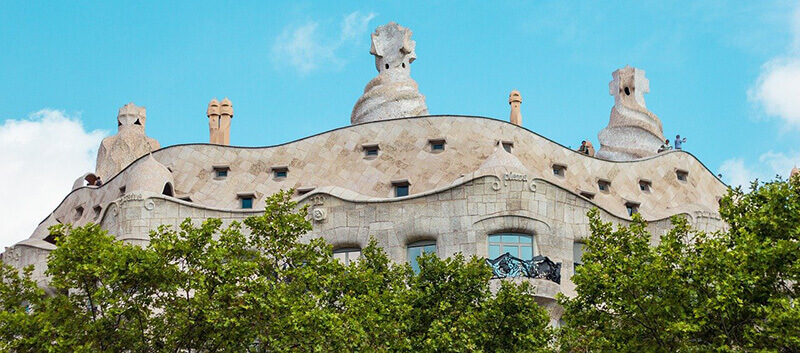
485,253 -> 562,284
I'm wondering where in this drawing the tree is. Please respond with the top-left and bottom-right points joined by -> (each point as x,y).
560,178 -> 800,352
0,190 -> 555,352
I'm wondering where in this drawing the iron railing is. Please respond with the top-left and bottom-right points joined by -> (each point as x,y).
485,253 -> 561,284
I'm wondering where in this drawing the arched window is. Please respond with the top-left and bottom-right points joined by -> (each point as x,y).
333,247 -> 361,266
488,233 -> 535,260
407,240 -> 436,273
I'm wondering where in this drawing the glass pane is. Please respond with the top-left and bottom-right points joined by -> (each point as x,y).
241,198 -> 253,209
519,235 -> 532,245
503,245 -> 518,257
520,246 -> 532,260
423,244 -> 436,254
573,242 -> 584,265
408,247 -> 422,273
488,235 -> 502,243
396,185 -> 409,197
502,235 -> 518,243
489,245 -> 501,259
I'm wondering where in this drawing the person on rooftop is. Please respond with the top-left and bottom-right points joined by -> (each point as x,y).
675,135 -> 687,150
578,141 -> 590,155
658,139 -> 671,153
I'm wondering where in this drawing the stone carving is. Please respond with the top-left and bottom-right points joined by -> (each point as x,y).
311,208 -> 327,222
351,22 -> 429,124
596,66 -> 666,161
509,90 -> 522,126
96,103 -> 161,180
208,98 -> 233,145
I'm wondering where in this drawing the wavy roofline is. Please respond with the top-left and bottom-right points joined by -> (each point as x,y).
39,114 -> 728,227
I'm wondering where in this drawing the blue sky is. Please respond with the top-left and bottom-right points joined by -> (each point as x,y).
2,1 -> 800,247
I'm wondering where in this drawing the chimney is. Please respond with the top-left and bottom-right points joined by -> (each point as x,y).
219,98 -> 233,145
207,98 -> 221,144
509,90 -> 522,126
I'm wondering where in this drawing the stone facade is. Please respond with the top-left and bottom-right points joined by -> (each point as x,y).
2,22 -> 728,324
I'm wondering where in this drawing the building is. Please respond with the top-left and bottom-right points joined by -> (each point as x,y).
1,22 -> 727,323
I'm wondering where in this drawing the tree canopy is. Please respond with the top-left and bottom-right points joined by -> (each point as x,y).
0,190 -> 554,352
560,178 -> 800,352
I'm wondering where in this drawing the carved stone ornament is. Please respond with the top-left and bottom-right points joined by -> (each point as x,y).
312,208 -> 327,222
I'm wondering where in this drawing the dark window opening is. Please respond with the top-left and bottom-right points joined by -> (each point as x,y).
134,119 -> 141,125
502,141 -> 514,153
272,166 -> 289,179
598,180 -> 611,192
216,170 -> 227,178
626,202 -> 640,216
362,144 -> 380,158
241,197 -> 253,209
429,139 -> 446,152
677,170 -> 688,182
580,191 -> 595,200
385,63 -> 389,69
162,183 -> 174,197
624,87 -> 631,96
402,62 -> 406,68
93,205 -> 102,220
119,186 -> 126,195
553,164 -> 567,177
366,148 -> 379,156
74,206 -> 84,221
639,180 -> 652,192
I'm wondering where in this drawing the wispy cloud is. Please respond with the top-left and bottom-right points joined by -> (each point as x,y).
719,150 -> 800,188
0,110 -> 107,249
272,11 -> 377,75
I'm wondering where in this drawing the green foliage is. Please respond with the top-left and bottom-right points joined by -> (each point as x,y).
560,178 -> 800,352
0,190 -> 554,352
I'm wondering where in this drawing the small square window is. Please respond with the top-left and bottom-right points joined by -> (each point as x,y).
241,198 -> 253,209
217,170 -> 227,177
625,202 -> 640,216
392,180 -> 410,197
362,143 -> 380,158
213,165 -> 230,179
502,141 -> 514,153
429,139 -> 446,152
598,180 -> 611,192
272,166 -> 288,179
639,180 -> 652,192
676,170 -> 688,181
553,164 -> 567,177
237,193 -> 256,209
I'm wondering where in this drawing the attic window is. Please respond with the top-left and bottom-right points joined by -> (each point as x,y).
552,164 -> 567,177
625,202 -> 640,216
134,119 -> 141,125
597,179 -> 611,192
362,143 -> 380,158
213,165 -> 230,178
624,87 -> 631,96
429,139 -> 446,152
93,205 -> 102,220
119,186 -> 126,195
676,170 -> 689,182
501,141 -> 514,153
74,206 -> 84,221
392,179 -> 410,197
237,192 -> 256,209
272,166 -> 288,179
639,180 -> 652,192
579,191 -> 595,200
162,183 -> 174,197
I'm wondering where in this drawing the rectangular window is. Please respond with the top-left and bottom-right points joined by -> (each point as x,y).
365,148 -> 379,156
598,180 -> 611,192
241,197 -> 253,209
362,143 -> 380,158
392,180 -> 410,197
429,139 -> 446,152
639,180 -> 651,192
488,233 -> 535,260
408,241 -> 437,273
213,165 -> 230,179
573,242 -> 585,270
272,166 -> 288,179
333,248 -> 361,266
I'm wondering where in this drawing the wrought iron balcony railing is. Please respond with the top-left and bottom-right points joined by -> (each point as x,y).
485,253 -> 562,284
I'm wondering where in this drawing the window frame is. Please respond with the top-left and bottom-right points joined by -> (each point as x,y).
488,233 -> 536,260
333,247 -> 362,266
407,240 -> 437,273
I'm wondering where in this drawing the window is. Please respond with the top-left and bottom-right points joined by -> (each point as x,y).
393,180 -> 410,197
333,247 -> 361,266
162,183 -> 174,197
625,202 -> 640,216
488,233 -> 535,260
429,139 -> 446,152
598,179 -> 611,192
579,191 -> 595,200
362,143 -> 380,158
74,206 -> 84,221
272,166 -> 288,179
213,165 -> 230,178
407,241 -> 437,273
573,242 -> 585,270
119,186 -> 126,195
93,205 -> 102,220
502,141 -> 514,153
639,180 -> 652,192
676,170 -> 688,182
238,192 -> 255,209
552,164 -> 567,177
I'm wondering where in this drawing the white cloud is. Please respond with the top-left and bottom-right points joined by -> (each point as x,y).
719,150 -> 800,188
272,11 -> 377,75
750,3 -> 800,127
0,110 -> 107,249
